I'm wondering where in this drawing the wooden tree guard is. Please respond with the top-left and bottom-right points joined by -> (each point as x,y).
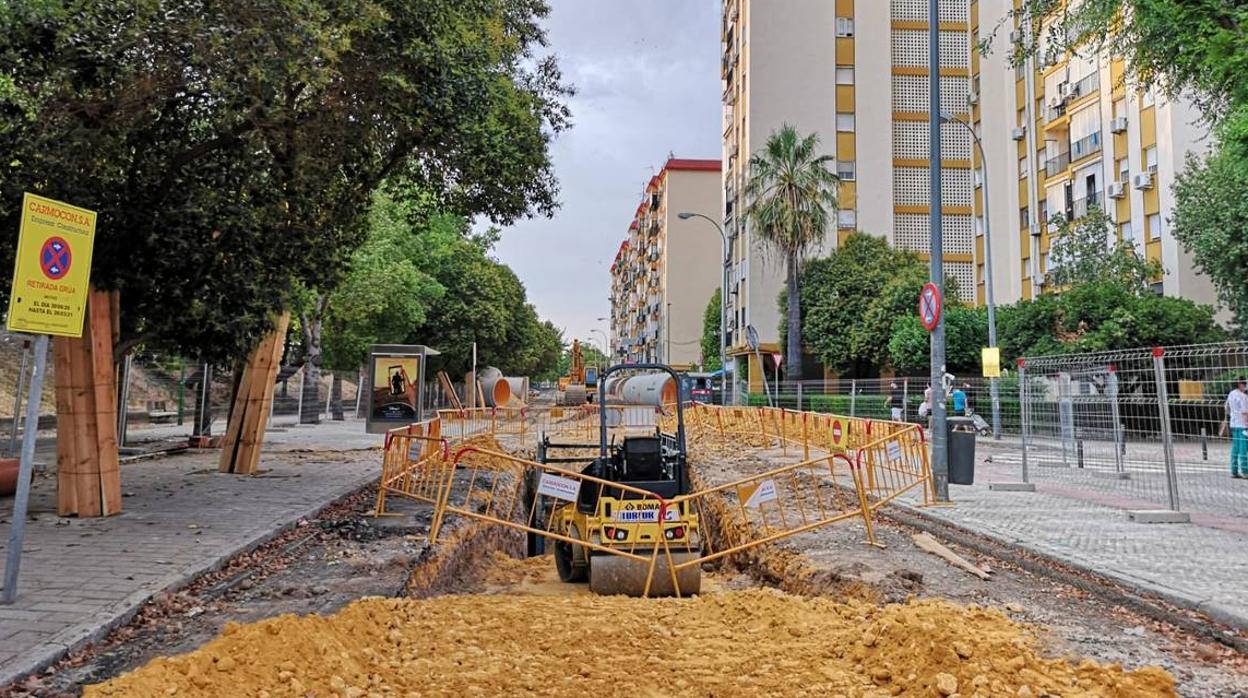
53,288 -> 122,517
436,370 -> 462,410
218,313 -> 291,475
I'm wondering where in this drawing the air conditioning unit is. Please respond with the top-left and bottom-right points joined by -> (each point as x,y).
1109,116 -> 1128,133
967,90 -> 980,106
1107,181 -> 1126,199
1058,82 -> 1072,99
1011,126 -> 1027,141
1133,172 -> 1154,190
1048,97 -> 1062,111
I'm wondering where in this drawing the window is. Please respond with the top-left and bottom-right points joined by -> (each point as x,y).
836,17 -> 854,37
837,209 -> 857,229
1018,155 -> 1028,179
1113,98 -> 1126,120
1118,221 -> 1133,242
1144,145 -> 1158,172
1040,252 -> 1049,273
836,159 -> 856,181
1142,88 -> 1155,108
836,113 -> 856,132
975,216 -> 985,237
1146,213 -> 1161,241
1150,281 -> 1164,295
1020,206 -> 1030,228
836,66 -> 855,85
1116,157 -> 1129,183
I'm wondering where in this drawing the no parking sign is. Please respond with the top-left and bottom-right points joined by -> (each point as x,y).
6,193 -> 96,337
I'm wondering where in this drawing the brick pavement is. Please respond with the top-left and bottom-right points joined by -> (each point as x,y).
0,419 -> 383,686
895,440 -> 1248,630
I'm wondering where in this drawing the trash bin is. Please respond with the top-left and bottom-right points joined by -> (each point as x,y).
947,416 -> 976,485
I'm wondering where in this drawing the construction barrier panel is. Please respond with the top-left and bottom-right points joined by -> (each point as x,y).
431,445 -> 687,596
856,423 -> 937,507
374,417 -> 452,516
671,452 -> 877,574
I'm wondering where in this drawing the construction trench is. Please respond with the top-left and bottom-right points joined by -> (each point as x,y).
16,401 -> 1248,697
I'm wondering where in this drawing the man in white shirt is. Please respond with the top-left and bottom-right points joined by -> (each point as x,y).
1228,377 -> 1248,479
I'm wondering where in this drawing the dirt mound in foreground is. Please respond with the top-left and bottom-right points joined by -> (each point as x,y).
85,589 -> 1173,697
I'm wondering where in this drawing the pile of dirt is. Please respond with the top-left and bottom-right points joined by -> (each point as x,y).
85,589 -> 1174,697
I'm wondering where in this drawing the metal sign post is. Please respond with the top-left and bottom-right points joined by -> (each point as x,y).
3,192 -> 97,604
746,325 -> 772,408
927,0 -> 949,502
2,335 -> 48,604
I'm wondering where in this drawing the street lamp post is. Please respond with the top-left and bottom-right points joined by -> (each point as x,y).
677,212 -> 729,386
590,328 -> 610,369
941,111 -> 1002,440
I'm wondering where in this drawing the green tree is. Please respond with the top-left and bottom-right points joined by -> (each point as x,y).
700,289 -> 722,372
888,305 -> 988,376
790,234 -> 925,376
1046,208 -> 1162,291
995,1 -> 1248,118
744,124 -> 839,381
0,0 -> 571,365
1172,110 -> 1248,335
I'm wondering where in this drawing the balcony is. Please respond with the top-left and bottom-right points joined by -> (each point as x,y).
1045,101 -> 1066,125
1071,192 -> 1102,219
1044,150 -> 1071,177
1070,131 -> 1102,161
1068,72 -> 1100,101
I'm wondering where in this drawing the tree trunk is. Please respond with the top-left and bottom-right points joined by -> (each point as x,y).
330,372 -> 344,421
299,295 -> 325,425
785,251 -> 803,382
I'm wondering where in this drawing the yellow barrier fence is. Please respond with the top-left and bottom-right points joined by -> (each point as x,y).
856,422 -> 937,507
374,418 -> 452,516
431,444 -> 686,596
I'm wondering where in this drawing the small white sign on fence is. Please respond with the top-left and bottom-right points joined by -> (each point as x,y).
743,478 -> 779,508
537,472 -> 582,502
886,440 -> 903,463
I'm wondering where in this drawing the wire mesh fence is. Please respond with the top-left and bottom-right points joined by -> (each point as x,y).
1013,342 -> 1248,520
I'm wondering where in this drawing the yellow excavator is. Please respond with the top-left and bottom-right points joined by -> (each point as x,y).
556,339 -> 588,406
535,364 -> 700,596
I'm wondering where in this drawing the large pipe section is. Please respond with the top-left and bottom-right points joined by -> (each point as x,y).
478,366 -> 513,407
603,373 -> 677,406
504,376 -> 529,404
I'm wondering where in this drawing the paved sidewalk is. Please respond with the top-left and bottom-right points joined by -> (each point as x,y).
0,419 -> 383,686
896,443 -> 1248,630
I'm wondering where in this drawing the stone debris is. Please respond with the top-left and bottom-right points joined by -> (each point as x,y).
85,588 -> 1175,697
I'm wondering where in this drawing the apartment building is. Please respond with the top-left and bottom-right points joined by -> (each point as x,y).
989,1 -> 1218,305
720,0 -> 1221,393
608,158 -> 722,370
721,0 -> 978,391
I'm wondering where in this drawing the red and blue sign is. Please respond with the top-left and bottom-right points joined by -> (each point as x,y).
39,237 -> 71,281
918,282 -> 942,332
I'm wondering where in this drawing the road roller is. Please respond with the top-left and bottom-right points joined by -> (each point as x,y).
534,363 -> 701,596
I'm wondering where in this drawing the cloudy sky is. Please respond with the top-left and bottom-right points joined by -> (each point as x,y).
491,0 -> 722,354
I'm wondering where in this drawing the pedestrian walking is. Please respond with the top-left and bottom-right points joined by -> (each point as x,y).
919,382 -> 932,426
1227,377 -> 1248,479
951,384 -> 967,417
887,380 -> 904,422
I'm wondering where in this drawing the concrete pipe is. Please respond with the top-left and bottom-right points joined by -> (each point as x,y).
504,377 -> 529,404
478,366 -> 513,407
615,373 -> 678,406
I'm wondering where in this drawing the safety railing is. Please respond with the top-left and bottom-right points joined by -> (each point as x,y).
688,404 -> 913,459
856,423 -> 937,507
374,417 -> 452,516
673,451 -> 877,572
433,445 -> 687,597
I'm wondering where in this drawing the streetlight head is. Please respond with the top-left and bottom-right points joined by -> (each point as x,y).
677,212 -> 694,220
939,111 -> 957,124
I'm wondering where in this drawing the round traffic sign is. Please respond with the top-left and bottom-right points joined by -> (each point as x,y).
918,282 -> 942,332
39,237 -> 71,280
830,418 -> 844,446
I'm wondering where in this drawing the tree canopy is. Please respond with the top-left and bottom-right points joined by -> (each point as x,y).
700,288 -> 722,372
1045,208 -> 1162,291
744,124 -> 839,381
791,234 -> 925,377
0,0 -> 570,363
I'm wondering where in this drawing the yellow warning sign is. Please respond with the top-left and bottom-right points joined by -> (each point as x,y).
5,193 -> 96,337
981,346 -> 1001,378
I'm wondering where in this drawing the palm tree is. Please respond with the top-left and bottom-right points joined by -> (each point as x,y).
744,124 -> 839,381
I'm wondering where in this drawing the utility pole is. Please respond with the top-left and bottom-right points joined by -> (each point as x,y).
928,0 -> 949,501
